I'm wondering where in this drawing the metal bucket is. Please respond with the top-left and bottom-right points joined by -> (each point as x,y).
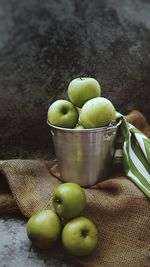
48,121 -> 121,187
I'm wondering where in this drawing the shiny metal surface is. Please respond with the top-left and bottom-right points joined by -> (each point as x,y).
48,122 -> 121,187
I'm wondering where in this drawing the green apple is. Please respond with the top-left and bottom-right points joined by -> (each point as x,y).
68,77 -> 101,108
47,100 -> 79,128
80,97 -> 116,128
74,124 -> 85,129
26,210 -> 62,249
62,217 -> 98,256
52,183 -> 86,219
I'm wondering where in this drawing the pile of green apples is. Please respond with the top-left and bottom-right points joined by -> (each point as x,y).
27,78 -> 117,256
47,77 -> 116,129
26,183 -> 98,256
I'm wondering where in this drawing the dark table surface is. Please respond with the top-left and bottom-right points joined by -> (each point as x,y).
0,0 -> 150,266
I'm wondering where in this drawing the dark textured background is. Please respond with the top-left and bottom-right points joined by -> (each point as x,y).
0,0 -> 150,266
0,0 -> 150,160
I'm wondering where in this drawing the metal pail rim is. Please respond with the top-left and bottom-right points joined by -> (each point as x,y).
47,119 -> 122,133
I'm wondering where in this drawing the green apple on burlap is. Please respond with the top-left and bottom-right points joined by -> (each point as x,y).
26,210 -> 62,249
62,217 -> 98,257
52,183 -> 86,220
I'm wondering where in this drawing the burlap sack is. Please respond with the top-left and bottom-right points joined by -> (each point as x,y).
0,110 -> 150,267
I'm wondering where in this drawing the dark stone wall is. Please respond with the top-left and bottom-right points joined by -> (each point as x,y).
0,0 -> 150,159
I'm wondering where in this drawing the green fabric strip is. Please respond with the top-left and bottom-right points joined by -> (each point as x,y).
123,140 -> 150,195
130,136 -> 150,174
117,113 -> 150,198
143,139 -> 150,163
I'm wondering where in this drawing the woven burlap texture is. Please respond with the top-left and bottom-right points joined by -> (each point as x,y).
0,110 -> 150,267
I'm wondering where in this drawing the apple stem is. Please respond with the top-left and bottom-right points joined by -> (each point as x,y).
55,198 -> 62,205
62,108 -> 68,115
81,229 -> 88,238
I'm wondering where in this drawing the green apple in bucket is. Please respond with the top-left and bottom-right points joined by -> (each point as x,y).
74,124 -> 85,129
47,99 -> 79,128
26,210 -> 62,249
80,97 -> 116,128
68,77 -> 101,108
52,183 -> 86,219
62,217 -> 98,256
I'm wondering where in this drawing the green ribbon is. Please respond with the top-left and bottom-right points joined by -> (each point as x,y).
116,113 -> 150,198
